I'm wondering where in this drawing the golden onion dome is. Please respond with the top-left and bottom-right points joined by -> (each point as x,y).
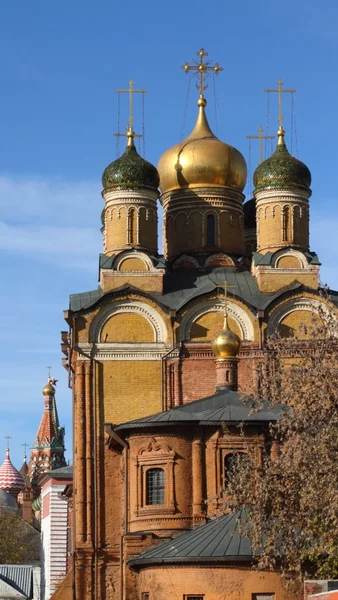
157,98 -> 247,195
42,380 -> 55,396
211,314 -> 241,359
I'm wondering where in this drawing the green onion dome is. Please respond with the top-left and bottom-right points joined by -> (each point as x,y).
253,128 -> 311,193
102,130 -> 159,191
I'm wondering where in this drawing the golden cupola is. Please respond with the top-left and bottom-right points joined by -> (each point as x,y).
157,49 -> 247,265
158,97 -> 247,195
211,314 -> 241,359
212,313 -> 241,391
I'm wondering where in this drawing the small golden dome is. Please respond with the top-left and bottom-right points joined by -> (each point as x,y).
42,380 -> 55,396
211,314 -> 241,358
157,99 -> 247,195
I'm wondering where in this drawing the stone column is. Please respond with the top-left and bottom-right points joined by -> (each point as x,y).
192,438 -> 204,520
85,360 -> 93,546
75,359 -> 86,545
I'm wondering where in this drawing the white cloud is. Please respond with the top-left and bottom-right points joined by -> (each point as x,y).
0,175 -> 102,270
0,175 -> 101,226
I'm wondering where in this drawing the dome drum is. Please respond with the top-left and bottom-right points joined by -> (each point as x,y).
162,189 -> 245,261
101,134 -> 159,256
158,100 -> 247,261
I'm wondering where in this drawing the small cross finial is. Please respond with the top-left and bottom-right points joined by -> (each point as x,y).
22,443 -> 29,459
5,436 -> 12,450
115,80 -> 147,139
223,280 -> 236,317
47,365 -> 52,380
246,126 -> 276,163
181,48 -> 223,100
265,79 -> 296,131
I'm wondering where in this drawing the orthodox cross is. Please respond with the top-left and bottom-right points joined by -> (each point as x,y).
181,48 -> 223,97
223,280 -> 236,316
115,79 -> 147,136
22,443 -> 29,459
246,126 -> 276,164
4,436 -> 12,449
265,79 -> 296,130
47,365 -> 52,379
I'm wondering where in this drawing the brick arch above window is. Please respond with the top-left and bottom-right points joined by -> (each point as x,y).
90,300 -> 168,343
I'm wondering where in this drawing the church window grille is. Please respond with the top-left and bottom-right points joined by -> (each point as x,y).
206,214 -> 216,246
184,596 -> 204,600
146,468 -> 165,505
252,595 -> 274,600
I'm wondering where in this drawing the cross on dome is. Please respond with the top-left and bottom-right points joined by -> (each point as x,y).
265,79 -> 296,132
181,48 -> 223,100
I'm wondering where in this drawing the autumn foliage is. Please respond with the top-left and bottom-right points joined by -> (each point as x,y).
226,309 -> 338,580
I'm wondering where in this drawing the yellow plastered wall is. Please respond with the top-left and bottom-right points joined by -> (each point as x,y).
277,256 -> 303,269
190,311 -> 242,341
105,206 -> 127,253
100,313 -> 155,343
119,257 -> 149,272
279,309 -> 322,339
219,212 -> 244,253
256,271 -> 318,292
101,360 -> 162,423
138,207 -> 157,251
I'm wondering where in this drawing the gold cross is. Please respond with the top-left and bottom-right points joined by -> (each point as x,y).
115,79 -> 147,133
22,443 -> 29,458
246,126 -> 276,164
181,48 -> 223,98
4,436 -> 12,449
265,79 -> 296,130
224,280 -> 236,316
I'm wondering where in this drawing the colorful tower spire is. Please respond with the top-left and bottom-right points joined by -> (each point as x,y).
0,440 -> 25,499
28,376 -> 66,484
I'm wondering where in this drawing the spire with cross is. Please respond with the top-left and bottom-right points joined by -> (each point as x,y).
4,436 -> 12,451
181,48 -> 223,100
22,443 -> 29,460
265,79 -> 296,132
246,126 -> 276,164
114,79 -> 147,144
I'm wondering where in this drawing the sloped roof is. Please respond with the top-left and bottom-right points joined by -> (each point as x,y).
0,451 -> 25,495
0,565 -> 33,598
128,509 -> 252,567
69,266 -> 309,313
115,388 -> 284,432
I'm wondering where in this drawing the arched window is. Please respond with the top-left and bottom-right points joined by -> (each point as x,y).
224,452 -> 246,488
206,214 -> 216,246
146,468 -> 165,505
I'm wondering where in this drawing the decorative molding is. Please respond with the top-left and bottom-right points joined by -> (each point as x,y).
179,300 -> 255,342
77,342 -> 170,361
267,297 -> 324,335
112,250 -> 155,272
272,248 -> 308,269
89,301 -> 168,344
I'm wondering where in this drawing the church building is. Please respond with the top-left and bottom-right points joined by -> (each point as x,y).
57,50 -> 338,600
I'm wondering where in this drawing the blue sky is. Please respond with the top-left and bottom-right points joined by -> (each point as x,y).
1,0 -> 338,469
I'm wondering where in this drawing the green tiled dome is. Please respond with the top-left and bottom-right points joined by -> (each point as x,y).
102,143 -> 159,191
254,131 -> 311,192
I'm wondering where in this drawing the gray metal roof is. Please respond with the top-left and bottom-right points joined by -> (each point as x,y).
0,566 -> 33,598
114,388 -> 284,432
128,509 -> 253,567
69,266 -> 303,313
49,465 -> 73,477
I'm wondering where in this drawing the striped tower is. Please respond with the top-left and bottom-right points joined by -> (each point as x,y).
0,448 -> 25,499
